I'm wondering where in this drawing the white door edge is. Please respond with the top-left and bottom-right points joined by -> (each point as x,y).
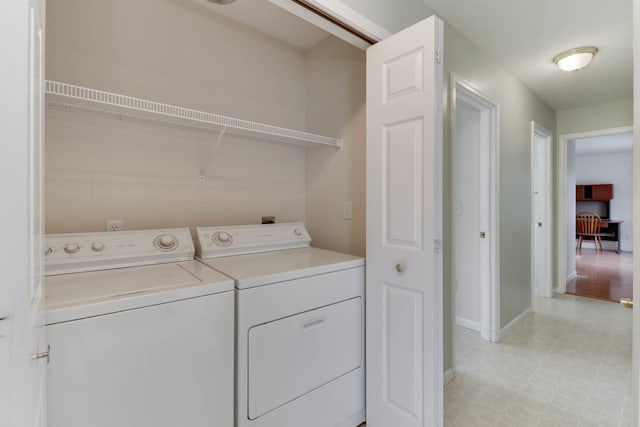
449,73 -> 501,344
530,122 -> 554,303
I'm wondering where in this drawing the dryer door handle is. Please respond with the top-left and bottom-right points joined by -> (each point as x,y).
302,318 -> 325,331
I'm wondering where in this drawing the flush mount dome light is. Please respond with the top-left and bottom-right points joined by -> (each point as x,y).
206,0 -> 236,4
553,47 -> 598,72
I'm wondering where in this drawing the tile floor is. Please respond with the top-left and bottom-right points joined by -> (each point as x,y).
445,295 -> 633,426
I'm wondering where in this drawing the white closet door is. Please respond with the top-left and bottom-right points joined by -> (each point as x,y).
0,0 -> 47,426
366,15 -> 444,427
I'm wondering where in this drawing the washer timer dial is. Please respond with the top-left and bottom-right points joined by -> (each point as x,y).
154,234 -> 178,251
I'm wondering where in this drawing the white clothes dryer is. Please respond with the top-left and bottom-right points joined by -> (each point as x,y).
44,228 -> 235,427
195,223 -> 365,427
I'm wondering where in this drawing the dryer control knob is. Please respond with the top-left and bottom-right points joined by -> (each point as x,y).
156,234 -> 177,250
212,231 -> 233,247
44,246 -> 53,256
294,228 -> 302,236
91,242 -> 105,252
64,244 -> 80,254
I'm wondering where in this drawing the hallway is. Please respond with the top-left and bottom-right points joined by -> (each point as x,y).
445,295 -> 632,426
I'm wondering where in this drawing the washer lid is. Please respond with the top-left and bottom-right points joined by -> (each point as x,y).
200,247 -> 365,289
45,260 -> 233,324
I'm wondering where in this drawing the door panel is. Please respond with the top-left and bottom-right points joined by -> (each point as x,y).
385,119 -> 423,246
366,16 -> 444,427
383,284 -> 423,420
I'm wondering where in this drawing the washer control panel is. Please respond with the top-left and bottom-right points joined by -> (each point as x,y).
195,223 -> 311,259
44,228 -> 194,275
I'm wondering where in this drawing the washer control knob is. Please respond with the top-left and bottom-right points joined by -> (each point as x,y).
91,242 -> 105,252
64,244 -> 80,254
44,246 -> 53,256
155,234 -> 177,250
218,232 -> 231,243
294,228 -> 302,236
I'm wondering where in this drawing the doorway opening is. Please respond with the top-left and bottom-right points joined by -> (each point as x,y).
557,126 -> 633,298
450,74 -> 500,343
558,128 -> 633,303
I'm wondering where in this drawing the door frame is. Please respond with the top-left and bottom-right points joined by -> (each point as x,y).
450,74 -> 500,343
556,126 -> 632,294
530,122 -> 553,301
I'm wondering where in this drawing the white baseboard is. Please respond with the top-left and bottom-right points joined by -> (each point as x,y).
456,316 -> 481,332
500,307 -> 533,339
444,368 -> 454,386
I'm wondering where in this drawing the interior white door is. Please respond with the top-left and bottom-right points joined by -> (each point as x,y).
366,15 -> 444,427
533,133 -> 545,296
531,122 -> 553,299
452,95 -> 482,333
0,0 -> 47,425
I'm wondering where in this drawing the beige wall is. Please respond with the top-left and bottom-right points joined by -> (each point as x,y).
45,0 -> 363,237
557,98 -> 633,137
304,37 -> 366,257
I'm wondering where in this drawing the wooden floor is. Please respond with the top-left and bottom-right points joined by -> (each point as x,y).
566,248 -> 633,303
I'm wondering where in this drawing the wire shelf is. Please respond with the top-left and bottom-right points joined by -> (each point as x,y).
45,81 -> 341,148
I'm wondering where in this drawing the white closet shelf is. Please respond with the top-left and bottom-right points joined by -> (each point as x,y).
44,80 -> 341,149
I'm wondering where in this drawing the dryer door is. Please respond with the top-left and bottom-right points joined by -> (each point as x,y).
247,296 -> 362,419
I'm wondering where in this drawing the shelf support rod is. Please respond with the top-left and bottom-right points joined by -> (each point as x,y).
199,126 -> 228,181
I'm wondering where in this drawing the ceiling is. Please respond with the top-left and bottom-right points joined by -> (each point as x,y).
575,132 -> 633,156
420,0 -> 633,111
193,0 -> 631,112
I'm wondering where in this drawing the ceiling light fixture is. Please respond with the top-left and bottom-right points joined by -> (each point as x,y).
206,0 -> 236,4
553,47 -> 598,72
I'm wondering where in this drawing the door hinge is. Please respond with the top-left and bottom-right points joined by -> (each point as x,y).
435,48 -> 441,64
434,239 -> 442,253
32,345 -> 51,364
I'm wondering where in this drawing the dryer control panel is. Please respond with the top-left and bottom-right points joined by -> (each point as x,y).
195,223 -> 311,259
44,228 -> 194,275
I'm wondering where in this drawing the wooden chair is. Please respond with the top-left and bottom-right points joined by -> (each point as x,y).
576,212 -> 603,252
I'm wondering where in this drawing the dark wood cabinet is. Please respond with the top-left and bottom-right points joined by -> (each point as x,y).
576,184 -> 613,201
592,184 -> 613,200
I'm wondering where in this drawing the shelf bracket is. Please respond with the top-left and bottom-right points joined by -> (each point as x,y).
199,126 -> 228,181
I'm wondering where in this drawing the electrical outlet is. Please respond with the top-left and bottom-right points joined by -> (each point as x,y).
343,201 -> 353,220
261,216 -> 275,224
105,220 -> 124,232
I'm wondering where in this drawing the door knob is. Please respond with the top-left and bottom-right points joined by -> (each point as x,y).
395,263 -> 406,273
620,298 -> 633,308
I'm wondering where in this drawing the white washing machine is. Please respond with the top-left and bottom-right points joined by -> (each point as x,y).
44,228 -> 235,427
194,223 -> 365,427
